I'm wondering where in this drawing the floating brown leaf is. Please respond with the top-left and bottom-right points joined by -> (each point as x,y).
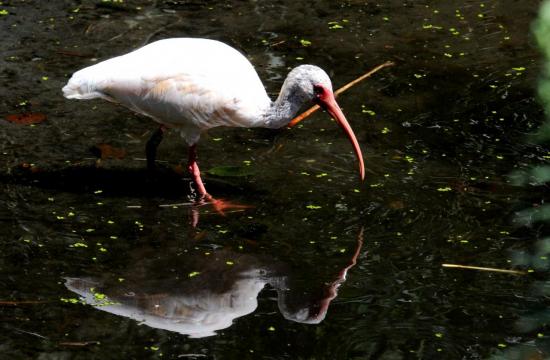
18,163 -> 42,173
5,113 -> 47,125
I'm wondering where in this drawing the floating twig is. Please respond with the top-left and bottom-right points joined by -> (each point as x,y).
442,263 -> 527,275
270,40 -> 286,47
158,202 -> 195,208
287,61 -> 395,128
13,327 -> 48,339
0,300 -> 49,305
56,50 -> 94,58
59,341 -> 100,347
132,157 -> 168,163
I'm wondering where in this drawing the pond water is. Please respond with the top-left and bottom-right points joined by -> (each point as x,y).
1,0 -> 549,358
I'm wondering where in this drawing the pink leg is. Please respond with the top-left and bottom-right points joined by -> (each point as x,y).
187,144 -> 253,216
187,144 -> 211,201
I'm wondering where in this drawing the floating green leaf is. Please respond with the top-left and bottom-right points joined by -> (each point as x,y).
71,242 -> 88,248
60,297 -> 80,304
422,24 -> 443,30
93,292 -> 106,301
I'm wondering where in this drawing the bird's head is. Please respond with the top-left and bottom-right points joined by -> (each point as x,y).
285,65 -> 333,101
287,65 -> 365,181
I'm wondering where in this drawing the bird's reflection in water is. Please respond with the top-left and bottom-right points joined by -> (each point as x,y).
65,229 -> 364,338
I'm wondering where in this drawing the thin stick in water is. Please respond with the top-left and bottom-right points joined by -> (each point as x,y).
287,61 -> 395,128
442,263 -> 527,275
0,300 -> 49,305
158,202 -> 195,208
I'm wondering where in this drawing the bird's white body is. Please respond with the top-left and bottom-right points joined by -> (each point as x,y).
63,38 -> 272,144
63,37 -> 365,195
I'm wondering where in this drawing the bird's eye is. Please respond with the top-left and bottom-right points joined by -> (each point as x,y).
313,85 -> 324,96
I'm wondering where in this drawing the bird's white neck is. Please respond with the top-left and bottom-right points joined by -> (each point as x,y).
262,91 -> 309,129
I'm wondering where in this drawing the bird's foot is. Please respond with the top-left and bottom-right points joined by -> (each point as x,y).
209,198 -> 254,216
195,193 -> 253,216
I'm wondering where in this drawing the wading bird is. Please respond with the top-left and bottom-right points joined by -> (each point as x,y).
63,38 -> 365,205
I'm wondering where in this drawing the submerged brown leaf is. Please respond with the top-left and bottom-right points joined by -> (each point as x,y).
91,144 -> 127,160
173,163 -> 185,175
5,113 -> 47,125
388,200 -> 405,209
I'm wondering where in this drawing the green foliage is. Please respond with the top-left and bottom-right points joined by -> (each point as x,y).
510,165 -> 550,186
532,1 -> 550,142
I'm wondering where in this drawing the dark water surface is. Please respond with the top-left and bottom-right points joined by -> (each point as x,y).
1,0 -> 548,359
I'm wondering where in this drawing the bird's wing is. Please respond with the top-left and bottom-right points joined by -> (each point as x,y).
97,71 -> 262,131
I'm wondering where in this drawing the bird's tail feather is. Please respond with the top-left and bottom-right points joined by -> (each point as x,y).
62,75 -> 104,100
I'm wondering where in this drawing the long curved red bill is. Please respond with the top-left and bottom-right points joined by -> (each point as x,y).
319,91 -> 365,181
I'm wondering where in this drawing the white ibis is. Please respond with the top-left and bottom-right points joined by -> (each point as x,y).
63,38 -> 365,203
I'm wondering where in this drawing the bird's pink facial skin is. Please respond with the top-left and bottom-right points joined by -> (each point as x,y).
314,85 -> 366,181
